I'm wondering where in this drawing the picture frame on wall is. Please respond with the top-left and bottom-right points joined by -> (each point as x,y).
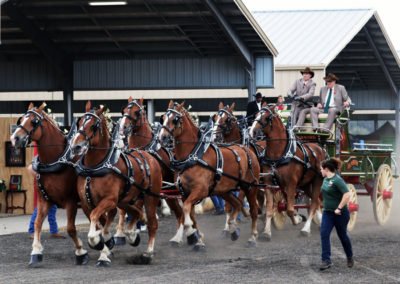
5,141 -> 26,167
9,175 -> 22,190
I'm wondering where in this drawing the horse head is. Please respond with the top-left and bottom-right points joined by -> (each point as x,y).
71,101 -> 107,156
120,96 -> 145,138
212,102 -> 236,142
158,100 -> 185,145
249,103 -> 279,138
10,102 -> 47,148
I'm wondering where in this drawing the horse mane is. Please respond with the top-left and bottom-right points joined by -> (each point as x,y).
40,110 -> 65,135
181,108 -> 198,129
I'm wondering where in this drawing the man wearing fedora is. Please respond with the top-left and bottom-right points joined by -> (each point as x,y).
246,92 -> 263,126
310,73 -> 351,132
287,67 -> 316,128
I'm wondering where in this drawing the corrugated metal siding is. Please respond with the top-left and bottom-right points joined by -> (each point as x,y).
349,89 -> 395,110
74,57 -> 250,89
252,9 -> 371,66
0,61 -> 59,91
255,57 -> 273,87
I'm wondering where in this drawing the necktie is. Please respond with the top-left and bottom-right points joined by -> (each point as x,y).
324,89 -> 332,113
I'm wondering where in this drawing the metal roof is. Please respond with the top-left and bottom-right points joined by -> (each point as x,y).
253,9 -> 400,91
1,0 -> 277,60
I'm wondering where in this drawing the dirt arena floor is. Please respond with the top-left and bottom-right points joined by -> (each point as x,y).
1,181 -> 399,283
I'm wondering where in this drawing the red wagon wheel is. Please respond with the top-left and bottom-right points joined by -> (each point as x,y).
272,190 -> 287,229
347,184 -> 358,232
373,164 -> 393,225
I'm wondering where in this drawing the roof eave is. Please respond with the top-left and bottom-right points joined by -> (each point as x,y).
234,0 -> 279,57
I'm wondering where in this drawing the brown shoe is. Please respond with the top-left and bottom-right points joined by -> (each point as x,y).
29,234 -> 34,239
319,261 -> 333,270
50,233 -> 66,239
347,257 -> 354,268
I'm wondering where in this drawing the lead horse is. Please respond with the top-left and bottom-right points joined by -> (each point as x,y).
70,101 -> 162,265
250,104 -> 325,239
10,103 -> 89,266
158,101 -> 260,249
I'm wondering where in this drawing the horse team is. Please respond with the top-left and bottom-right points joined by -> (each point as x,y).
10,98 -> 326,267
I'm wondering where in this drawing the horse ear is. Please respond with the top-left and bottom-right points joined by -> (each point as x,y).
38,102 -> 46,112
138,97 -> 144,106
28,102 -> 34,110
85,101 -> 91,112
262,102 -> 267,108
128,96 -> 133,103
229,102 -> 235,112
168,100 -> 174,109
218,102 -> 224,110
176,101 -> 185,111
271,104 -> 277,113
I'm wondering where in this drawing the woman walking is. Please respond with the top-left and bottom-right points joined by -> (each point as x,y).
319,158 -> 354,270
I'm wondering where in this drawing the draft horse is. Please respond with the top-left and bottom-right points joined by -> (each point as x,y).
70,101 -> 162,266
158,101 -> 260,249
119,96 -> 192,246
10,103 -> 88,266
250,104 -> 325,239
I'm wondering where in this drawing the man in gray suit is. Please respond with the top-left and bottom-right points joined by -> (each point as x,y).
287,67 -> 316,127
310,73 -> 351,132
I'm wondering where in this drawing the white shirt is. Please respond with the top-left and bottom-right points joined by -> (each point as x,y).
257,102 -> 261,110
324,87 -> 336,108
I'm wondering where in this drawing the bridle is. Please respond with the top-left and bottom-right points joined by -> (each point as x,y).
254,106 -> 277,129
16,109 -> 44,145
122,101 -> 144,135
213,108 -> 238,134
160,108 -> 183,136
77,112 -> 102,142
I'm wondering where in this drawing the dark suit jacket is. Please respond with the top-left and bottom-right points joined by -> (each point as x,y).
246,101 -> 261,125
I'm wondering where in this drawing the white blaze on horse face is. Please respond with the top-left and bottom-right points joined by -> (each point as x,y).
212,113 -> 225,142
10,116 -> 29,146
249,112 -> 262,138
119,116 -> 127,136
158,112 -> 172,139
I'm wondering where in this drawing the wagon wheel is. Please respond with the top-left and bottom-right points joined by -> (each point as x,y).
373,164 -> 393,225
347,184 -> 358,232
272,190 -> 287,229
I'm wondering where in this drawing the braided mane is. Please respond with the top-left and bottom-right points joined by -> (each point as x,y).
181,108 -> 198,128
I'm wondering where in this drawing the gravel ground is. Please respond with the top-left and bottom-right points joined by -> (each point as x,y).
1,181 -> 399,284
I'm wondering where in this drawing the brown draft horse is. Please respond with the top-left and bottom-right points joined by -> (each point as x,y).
70,101 -> 162,265
158,101 -> 260,249
212,102 -> 267,230
10,103 -> 88,266
250,104 -> 325,239
119,96 -> 191,246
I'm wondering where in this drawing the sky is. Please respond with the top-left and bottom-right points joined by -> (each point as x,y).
242,0 -> 400,52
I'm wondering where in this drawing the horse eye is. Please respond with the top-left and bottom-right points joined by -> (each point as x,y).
135,110 -> 141,117
31,119 -> 39,126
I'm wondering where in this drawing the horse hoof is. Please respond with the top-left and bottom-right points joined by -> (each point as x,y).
259,232 -> 271,242
193,244 -> 206,252
105,237 -> 115,250
95,260 -> 111,267
231,228 -> 240,241
29,254 -> 43,267
220,230 -> 230,239
300,230 -> 310,237
246,241 -> 257,248
88,235 -> 104,251
169,240 -> 182,248
129,234 -> 141,247
187,230 -> 199,246
127,253 -> 153,265
113,236 -> 126,246
75,253 -> 89,265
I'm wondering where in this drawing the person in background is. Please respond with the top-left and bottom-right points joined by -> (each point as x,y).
287,67 -> 316,127
246,92 -> 263,126
276,95 -> 287,111
27,164 -> 65,239
210,195 -> 225,215
309,73 -> 351,133
319,158 -> 354,270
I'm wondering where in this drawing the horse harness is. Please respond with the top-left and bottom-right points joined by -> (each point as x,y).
170,117 -> 256,197
256,107 -> 322,185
